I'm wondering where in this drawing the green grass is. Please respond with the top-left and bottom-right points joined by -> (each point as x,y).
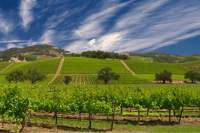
116,110 -> 200,117
0,58 -> 61,75
60,57 -> 131,74
124,60 -> 189,74
0,62 -> 11,71
128,56 -> 153,62
24,116 -> 200,132
179,60 -> 200,73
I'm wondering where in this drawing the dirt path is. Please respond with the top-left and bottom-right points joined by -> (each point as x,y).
120,60 -> 136,75
179,64 -> 190,70
47,58 -> 65,85
0,63 -> 13,73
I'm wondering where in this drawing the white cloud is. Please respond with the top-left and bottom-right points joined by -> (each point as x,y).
64,40 -> 88,53
88,39 -> 96,46
0,40 -> 27,43
0,14 -> 13,34
18,39 -> 39,46
92,0 -> 200,53
19,0 -> 37,30
45,11 -> 69,29
38,30 -> 55,44
72,0 -> 132,40
7,43 -> 21,49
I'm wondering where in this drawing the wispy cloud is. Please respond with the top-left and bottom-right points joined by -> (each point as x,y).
38,30 -> 55,44
6,43 -> 23,49
0,40 -> 27,43
45,11 -> 69,29
19,0 -> 37,30
65,0 -> 200,54
72,0 -> 132,40
85,0 -> 200,54
0,13 -> 13,34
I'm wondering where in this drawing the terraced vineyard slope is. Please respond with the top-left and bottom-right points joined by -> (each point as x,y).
128,55 -> 153,62
60,57 -> 131,74
179,60 -> 200,73
47,58 -> 65,85
120,60 -> 135,74
124,60 -> 189,74
0,62 -> 12,72
0,58 -> 62,75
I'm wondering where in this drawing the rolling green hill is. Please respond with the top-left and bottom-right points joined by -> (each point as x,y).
124,60 -> 189,74
0,58 -> 61,75
60,57 -> 131,74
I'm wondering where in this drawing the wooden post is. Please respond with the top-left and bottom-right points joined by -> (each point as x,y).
121,107 -> 123,115
111,100 -> 117,131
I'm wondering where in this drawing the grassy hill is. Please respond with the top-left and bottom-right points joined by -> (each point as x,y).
60,57 -> 131,74
1,44 -> 66,57
0,58 -> 61,75
124,60 -> 189,74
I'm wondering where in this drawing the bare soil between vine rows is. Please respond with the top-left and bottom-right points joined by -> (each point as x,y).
1,108 -> 200,132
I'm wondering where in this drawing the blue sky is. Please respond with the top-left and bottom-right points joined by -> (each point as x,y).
0,0 -> 200,56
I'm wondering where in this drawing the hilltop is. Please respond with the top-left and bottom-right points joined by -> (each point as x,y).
0,44 -> 71,62
127,52 -> 200,63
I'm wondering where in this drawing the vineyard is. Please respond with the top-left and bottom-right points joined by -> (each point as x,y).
128,55 -> 153,62
134,74 -> 191,81
60,57 -> 131,74
50,74 -> 151,85
0,58 -> 62,75
179,60 -> 200,73
1,84 -> 200,132
124,60 -> 189,74
0,62 -> 11,71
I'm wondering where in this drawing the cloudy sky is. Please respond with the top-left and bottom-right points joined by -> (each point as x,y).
0,0 -> 200,56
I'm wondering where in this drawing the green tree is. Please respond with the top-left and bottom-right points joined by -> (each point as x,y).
25,67 -> 47,84
5,69 -> 25,83
97,67 -> 120,85
63,76 -> 72,84
184,71 -> 200,83
155,70 -> 172,83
